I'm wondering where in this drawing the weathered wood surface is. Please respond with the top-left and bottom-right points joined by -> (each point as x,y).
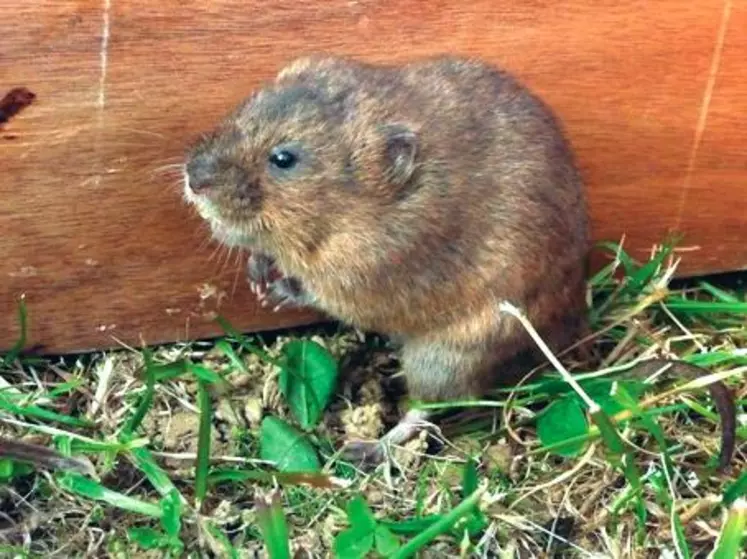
1,0 -> 745,354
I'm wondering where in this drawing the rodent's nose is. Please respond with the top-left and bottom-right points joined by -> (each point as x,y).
186,154 -> 217,194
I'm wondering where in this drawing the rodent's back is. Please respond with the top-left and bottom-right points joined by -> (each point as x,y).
274,55 -> 589,344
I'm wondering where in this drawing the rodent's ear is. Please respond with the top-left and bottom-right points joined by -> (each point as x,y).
381,123 -> 418,186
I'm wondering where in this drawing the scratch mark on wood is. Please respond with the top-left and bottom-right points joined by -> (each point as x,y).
98,0 -> 112,109
674,0 -> 731,231
91,0 -> 112,188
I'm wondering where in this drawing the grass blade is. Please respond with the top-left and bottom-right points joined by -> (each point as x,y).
195,380 -> 212,511
0,394 -> 92,428
215,340 -> 248,373
207,467 -> 338,489
664,300 -> 747,315
723,471 -> 747,507
57,473 -> 162,518
256,491 -> 291,559
1,297 -> 28,367
187,363 -> 226,385
151,360 -> 190,382
698,281 -> 742,303
215,316 -> 280,367
121,349 -> 157,438
160,489 -> 182,539
390,482 -> 486,559
203,519 -> 239,559
711,498 -> 746,559
129,446 -> 181,499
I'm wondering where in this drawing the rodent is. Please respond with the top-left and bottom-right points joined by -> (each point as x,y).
182,54 -> 736,470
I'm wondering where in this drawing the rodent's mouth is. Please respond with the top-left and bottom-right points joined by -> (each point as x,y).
182,173 -> 261,248
196,204 -> 261,248
181,167 -> 264,247
208,218 -> 259,248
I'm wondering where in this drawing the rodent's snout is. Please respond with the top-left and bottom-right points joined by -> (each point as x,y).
185,153 -> 217,194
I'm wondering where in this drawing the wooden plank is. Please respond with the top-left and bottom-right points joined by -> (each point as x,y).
676,1 -> 747,273
1,0 -> 744,354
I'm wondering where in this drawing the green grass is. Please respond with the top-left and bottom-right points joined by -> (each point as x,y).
0,240 -> 745,557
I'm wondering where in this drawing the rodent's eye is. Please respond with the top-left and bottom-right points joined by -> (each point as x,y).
268,147 -> 298,170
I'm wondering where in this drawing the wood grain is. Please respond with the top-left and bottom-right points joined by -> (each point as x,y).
1,0 -> 745,354
676,1 -> 747,272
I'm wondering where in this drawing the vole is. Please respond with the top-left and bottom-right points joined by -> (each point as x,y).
183,54 -> 736,470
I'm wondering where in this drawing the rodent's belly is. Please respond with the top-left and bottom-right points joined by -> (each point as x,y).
325,300 -> 409,334
314,285 -> 468,338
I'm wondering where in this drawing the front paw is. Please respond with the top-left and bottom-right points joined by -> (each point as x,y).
258,276 -> 308,312
246,252 -> 279,295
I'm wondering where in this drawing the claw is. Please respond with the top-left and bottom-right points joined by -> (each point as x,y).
272,299 -> 292,313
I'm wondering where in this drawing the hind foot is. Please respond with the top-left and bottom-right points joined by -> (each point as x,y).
340,409 -> 433,469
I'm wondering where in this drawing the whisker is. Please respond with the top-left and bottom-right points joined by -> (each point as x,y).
207,242 -> 224,263
150,162 -> 186,175
233,248 -> 245,267
116,127 -> 167,139
219,245 -> 236,275
196,233 -> 213,253
230,256 -> 244,298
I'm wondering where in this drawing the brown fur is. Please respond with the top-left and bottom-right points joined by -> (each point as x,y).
185,54 -> 589,407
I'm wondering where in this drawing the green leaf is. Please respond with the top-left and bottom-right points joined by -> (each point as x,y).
334,495 -> 380,558
536,397 -> 589,457
260,416 -> 321,473
583,379 -> 647,417
374,525 -> 400,556
256,492 -> 291,559
278,339 -> 339,429
347,495 -> 377,532
127,527 -> 166,550
334,527 -> 374,559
